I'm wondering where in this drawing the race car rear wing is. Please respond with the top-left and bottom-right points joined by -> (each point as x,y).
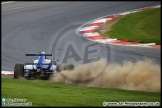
26,54 -> 52,56
25,53 -> 54,65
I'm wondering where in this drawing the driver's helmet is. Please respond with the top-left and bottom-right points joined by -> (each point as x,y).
39,51 -> 47,59
40,51 -> 48,59
40,51 -> 45,54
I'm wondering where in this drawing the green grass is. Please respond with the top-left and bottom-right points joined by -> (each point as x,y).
104,8 -> 161,44
2,78 -> 160,107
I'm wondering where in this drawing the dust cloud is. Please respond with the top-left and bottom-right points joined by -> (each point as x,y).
49,59 -> 161,93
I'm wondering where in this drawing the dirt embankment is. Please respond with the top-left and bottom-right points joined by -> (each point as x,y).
96,16 -> 122,35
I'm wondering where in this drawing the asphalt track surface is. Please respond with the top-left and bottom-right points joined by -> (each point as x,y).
2,1 -> 161,71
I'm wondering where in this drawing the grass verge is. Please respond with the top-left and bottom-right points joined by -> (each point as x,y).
104,8 -> 161,44
2,78 -> 161,107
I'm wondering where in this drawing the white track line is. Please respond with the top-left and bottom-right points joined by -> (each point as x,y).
94,39 -> 117,43
1,1 -> 15,4
79,27 -> 96,31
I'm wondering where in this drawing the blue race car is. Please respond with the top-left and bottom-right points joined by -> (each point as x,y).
14,52 -> 74,80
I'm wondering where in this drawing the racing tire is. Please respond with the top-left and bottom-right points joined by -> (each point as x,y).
66,64 -> 74,70
56,64 -> 74,72
14,64 -> 24,79
56,64 -> 62,72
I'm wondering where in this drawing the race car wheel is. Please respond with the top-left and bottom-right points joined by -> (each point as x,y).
56,64 -> 74,72
66,64 -> 74,70
56,64 -> 62,72
14,64 -> 24,79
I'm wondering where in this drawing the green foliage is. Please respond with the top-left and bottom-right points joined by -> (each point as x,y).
2,78 -> 160,106
105,8 -> 161,44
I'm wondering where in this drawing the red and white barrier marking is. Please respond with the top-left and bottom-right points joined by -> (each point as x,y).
1,71 -> 14,76
77,5 -> 161,48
